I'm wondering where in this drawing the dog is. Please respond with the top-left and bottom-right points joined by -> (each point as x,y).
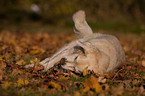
25,10 -> 125,74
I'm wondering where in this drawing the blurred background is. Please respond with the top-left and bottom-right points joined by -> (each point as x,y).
0,0 -> 145,34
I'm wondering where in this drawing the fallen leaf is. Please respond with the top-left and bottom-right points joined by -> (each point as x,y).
83,75 -> 102,93
0,75 -> 2,80
112,84 -> 124,95
100,73 -> 109,77
0,62 -> 6,69
30,58 -> 40,66
16,79 -> 29,87
59,75 -> 69,80
0,56 -> 3,61
16,59 -> 26,65
74,91 -> 81,96
83,66 -> 88,76
8,40 -> 16,45
142,60 -> 145,67
98,93 -> 105,96
30,48 -> 45,55
1,82 -> 12,89
49,81 -> 62,92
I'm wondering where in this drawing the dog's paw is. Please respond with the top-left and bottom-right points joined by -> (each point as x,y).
24,64 -> 34,68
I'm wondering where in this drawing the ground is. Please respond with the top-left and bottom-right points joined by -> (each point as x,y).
0,29 -> 145,96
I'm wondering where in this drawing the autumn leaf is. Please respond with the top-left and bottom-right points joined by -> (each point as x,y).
74,91 -> 81,96
30,58 -> 40,66
100,73 -> 109,77
49,81 -> 62,92
1,82 -> 12,89
15,79 -> 29,87
112,84 -> 124,95
59,75 -> 69,80
0,62 -> 6,69
8,40 -> 16,45
0,56 -> 3,61
142,60 -> 145,67
83,66 -> 88,76
10,69 -> 23,76
83,75 -> 102,93
30,48 -> 45,55
16,59 -> 26,65
0,75 -> 2,80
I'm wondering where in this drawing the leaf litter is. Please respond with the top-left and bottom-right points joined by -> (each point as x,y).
0,30 -> 145,96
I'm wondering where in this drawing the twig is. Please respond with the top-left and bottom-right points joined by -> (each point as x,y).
112,69 -> 123,80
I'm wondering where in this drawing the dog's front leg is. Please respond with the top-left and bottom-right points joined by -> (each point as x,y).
25,40 -> 79,70
42,47 -> 75,71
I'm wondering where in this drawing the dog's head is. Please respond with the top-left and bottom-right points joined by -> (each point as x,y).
61,45 -> 97,72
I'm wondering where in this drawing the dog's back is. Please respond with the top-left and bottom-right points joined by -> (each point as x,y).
91,34 -> 125,72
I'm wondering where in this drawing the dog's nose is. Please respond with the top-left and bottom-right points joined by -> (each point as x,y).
59,58 -> 66,65
63,54 -> 79,63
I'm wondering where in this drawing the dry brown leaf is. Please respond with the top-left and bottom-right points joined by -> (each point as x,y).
0,62 -> 6,69
16,59 -> 26,65
112,84 -> 124,95
0,75 -> 2,80
142,60 -> 145,67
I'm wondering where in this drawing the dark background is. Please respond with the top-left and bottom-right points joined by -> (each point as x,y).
0,0 -> 145,34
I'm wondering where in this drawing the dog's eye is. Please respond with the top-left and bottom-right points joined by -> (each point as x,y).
73,45 -> 85,54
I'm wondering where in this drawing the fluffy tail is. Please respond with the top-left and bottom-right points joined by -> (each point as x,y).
73,10 -> 93,39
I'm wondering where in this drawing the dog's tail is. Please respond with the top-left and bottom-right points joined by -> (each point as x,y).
73,10 -> 93,39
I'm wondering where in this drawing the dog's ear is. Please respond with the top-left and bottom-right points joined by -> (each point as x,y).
76,41 -> 100,54
73,45 -> 85,54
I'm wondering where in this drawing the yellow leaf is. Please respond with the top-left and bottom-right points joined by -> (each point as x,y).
16,59 -> 26,65
83,75 -> 102,93
100,73 -> 109,77
49,81 -> 62,92
59,75 -> 68,80
16,79 -> 29,87
30,48 -> 45,55
74,91 -> 81,96
2,82 -> 12,89
0,56 -> 3,61
8,40 -> 16,45
83,66 -> 88,76
24,80 -> 29,85
83,86 -> 90,93
30,58 -> 40,66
